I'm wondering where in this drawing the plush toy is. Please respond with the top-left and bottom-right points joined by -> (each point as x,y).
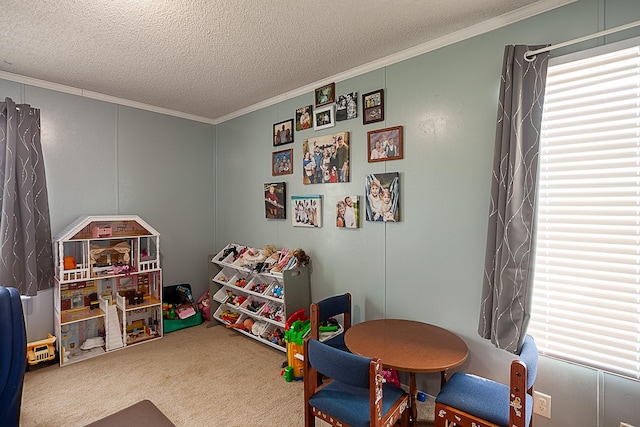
382,369 -> 401,387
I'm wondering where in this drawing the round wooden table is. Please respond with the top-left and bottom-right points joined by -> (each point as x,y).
345,319 -> 468,426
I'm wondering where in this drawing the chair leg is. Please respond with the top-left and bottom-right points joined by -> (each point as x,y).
304,404 -> 316,427
401,404 -> 410,427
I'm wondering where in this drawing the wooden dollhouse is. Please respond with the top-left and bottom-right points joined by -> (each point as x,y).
53,215 -> 162,366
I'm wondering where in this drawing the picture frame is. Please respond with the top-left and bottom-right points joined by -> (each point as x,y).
265,182 -> 286,220
273,119 -> 294,146
291,195 -> 322,227
362,89 -> 384,125
365,172 -> 400,222
296,105 -> 313,131
336,195 -> 360,228
335,91 -> 357,122
313,105 -> 335,131
315,83 -> 335,107
301,132 -> 350,184
367,126 -> 403,162
272,148 -> 293,176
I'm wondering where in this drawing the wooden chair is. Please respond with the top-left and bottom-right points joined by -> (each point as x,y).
310,292 -> 351,352
303,337 -> 410,427
434,335 -> 538,427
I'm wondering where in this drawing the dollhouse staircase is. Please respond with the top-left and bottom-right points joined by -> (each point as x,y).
105,304 -> 124,351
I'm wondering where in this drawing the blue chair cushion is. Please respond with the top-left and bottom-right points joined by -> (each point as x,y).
309,381 -> 406,427
436,372 -> 533,427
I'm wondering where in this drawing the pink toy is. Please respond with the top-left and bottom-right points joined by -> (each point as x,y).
91,226 -> 112,238
382,369 -> 400,387
177,305 -> 196,319
198,290 -> 211,321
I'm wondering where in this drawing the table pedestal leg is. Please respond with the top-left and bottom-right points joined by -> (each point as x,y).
409,373 -> 417,427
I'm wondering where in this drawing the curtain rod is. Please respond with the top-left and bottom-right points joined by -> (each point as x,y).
524,19 -> 640,60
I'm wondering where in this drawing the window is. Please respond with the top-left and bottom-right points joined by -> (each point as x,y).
530,39 -> 640,380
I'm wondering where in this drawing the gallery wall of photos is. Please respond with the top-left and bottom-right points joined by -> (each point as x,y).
266,82 -> 403,229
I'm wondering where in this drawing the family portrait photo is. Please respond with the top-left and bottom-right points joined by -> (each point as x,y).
301,132 -> 350,185
365,172 -> 399,222
272,148 -> 293,176
367,126 -> 403,162
336,195 -> 359,228
335,91 -> 358,122
292,195 -> 322,227
273,119 -> 294,146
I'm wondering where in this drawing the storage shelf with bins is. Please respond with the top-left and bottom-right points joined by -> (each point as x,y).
208,243 -> 311,352
53,215 -> 163,366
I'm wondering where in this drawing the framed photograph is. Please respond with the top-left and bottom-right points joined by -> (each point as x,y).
365,172 -> 400,222
336,195 -> 360,228
313,105 -> 335,131
367,126 -> 403,162
291,195 -> 322,227
335,91 -> 357,122
265,182 -> 286,220
296,105 -> 313,131
272,148 -> 293,176
315,83 -> 335,107
273,119 -> 294,146
362,89 -> 384,125
301,132 -> 350,184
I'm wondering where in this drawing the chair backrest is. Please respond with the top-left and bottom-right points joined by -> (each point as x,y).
307,336 -> 371,388
509,335 -> 538,427
0,286 -> 27,426
310,293 -> 351,340
517,334 -> 538,391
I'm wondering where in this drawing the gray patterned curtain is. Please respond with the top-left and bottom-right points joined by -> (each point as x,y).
478,45 -> 549,353
0,98 -> 54,296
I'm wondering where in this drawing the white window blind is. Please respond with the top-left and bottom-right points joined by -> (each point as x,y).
530,41 -> 640,380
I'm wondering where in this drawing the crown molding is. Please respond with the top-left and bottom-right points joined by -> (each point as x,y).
213,0 -> 576,124
1,0 -> 576,126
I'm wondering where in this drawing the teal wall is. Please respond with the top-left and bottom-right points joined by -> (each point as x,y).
214,1 -> 640,426
0,80 -> 216,350
2,0 -> 639,425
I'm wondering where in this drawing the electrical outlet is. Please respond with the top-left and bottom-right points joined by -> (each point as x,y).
533,391 -> 551,418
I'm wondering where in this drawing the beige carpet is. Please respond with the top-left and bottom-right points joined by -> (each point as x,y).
21,323 -> 434,426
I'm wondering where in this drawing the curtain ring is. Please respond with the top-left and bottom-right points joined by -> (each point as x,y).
524,51 -> 535,62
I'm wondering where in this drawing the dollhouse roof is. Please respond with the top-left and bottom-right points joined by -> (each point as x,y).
54,215 -> 160,242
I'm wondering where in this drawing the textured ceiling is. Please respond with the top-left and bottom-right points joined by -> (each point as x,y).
0,1 -> 572,123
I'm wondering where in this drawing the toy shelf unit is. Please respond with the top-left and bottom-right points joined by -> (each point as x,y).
53,215 -> 163,366
208,243 -> 311,352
